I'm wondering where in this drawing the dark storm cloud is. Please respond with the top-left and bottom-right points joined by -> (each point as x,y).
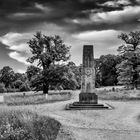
1,0 -> 140,71
0,0 -> 139,35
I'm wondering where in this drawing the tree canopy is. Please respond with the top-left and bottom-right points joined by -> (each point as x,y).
27,32 -> 71,93
0,66 -> 29,92
117,31 -> 140,89
95,54 -> 121,87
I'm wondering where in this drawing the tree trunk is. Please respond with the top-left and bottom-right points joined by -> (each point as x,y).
43,82 -> 49,94
42,61 -> 51,94
133,73 -> 138,89
132,52 -> 138,90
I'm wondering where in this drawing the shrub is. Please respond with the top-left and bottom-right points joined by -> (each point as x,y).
19,83 -> 30,92
0,83 -> 6,93
6,88 -> 19,93
0,110 -> 61,140
13,80 -> 24,89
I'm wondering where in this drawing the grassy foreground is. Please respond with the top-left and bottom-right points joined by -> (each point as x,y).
0,110 -> 61,140
4,91 -> 72,106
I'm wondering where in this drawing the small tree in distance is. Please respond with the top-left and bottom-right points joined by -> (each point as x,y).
117,31 -> 140,89
95,54 -> 122,87
0,66 -> 15,88
27,32 -> 71,94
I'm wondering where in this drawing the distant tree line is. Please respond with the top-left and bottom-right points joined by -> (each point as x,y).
0,66 -> 30,93
0,63 -> 81,93
0,31 -> 140,93
95,54 -> 122,87
96,31 -> 140,89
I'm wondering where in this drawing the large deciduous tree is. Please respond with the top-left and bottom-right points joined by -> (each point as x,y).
117,31 -> 140,89
27,32 -> 71,94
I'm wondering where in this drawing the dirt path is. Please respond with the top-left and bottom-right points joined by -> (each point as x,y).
31,91 -> 140,140
1,91 -> 140,140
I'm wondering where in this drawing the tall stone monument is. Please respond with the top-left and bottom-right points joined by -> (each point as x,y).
79,45 -> 97,103
66,45 -> 109,110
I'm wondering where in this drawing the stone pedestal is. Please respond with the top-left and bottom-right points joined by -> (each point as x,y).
79,93 -> 98,104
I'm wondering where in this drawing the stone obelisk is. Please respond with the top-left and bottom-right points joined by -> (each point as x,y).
66,45 -> 109,110
79,45 -> 98,104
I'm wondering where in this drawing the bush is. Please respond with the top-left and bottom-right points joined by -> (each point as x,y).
0,83 -> 6,93
6,88 -> 19,93
13,80 -> 24,89
19,83 -> 31,92
0,110 -> 61,140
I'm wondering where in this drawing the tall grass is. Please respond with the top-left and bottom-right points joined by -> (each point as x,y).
97,89 -> 140,100
5,91 -> 72,106
0,110 -> 61,140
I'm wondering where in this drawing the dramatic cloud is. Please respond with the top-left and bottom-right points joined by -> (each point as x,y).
0,23 -> 71,66
90,6 -> 140,24
68,5 -> 140,32
0,32 -> 31,65
73,30 -> 120,41
73,29 -> 122,57
0,0 -> 139,35
100,0 -> 131,7
0,0 -> 140,71
9,51 -> 29,65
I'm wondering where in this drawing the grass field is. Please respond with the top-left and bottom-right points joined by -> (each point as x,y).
0,90 -> 73,139
96,88 -> 140,100
4,90 -> 72,106
0,89 -> 140,140
2,87 -> 140,106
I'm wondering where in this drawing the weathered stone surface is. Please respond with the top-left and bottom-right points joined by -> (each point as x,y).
81,45 -> 95,93
80,45 -> 98,103
79,93 -> 98,104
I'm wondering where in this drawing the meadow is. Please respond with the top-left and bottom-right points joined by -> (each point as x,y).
0,91 -> 73,140
0,88 -> 140,140
2,87 -> 140,107
96,86 -> 140,101
4,90 -> 72,106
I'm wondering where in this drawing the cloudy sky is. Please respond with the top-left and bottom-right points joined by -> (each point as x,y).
0,0 -> 140,73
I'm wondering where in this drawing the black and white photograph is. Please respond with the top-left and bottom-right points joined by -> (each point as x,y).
0,0 -> 140,139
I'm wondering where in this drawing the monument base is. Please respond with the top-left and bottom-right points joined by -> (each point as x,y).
66,92 -> 109,110
79,92 -> 98,104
